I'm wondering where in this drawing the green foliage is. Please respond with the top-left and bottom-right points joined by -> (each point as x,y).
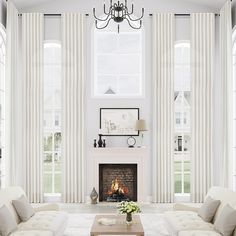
117,201 -> 141,214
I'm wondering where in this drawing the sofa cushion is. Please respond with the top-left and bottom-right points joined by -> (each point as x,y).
10,230 -> 53,236
179,230 -> 222,236
214,204 -> 236,236
0,205 -> 18,236
18,211 -> 67,236
198,196 -> 221,222
164,211 -> 214,235
12,195 -> 35,222
0,187 -> 26,224
206,187 -> 236,223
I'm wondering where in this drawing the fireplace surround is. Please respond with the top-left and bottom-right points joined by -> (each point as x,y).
99,164 -> 137,202
88,147 -> 148,202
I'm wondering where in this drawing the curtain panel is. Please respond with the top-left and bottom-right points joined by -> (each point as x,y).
62,13 -> 85,203
22,13 -> 44,203
191,13 -> 215,202
219,1 -> 233,188
152,13 -> 174,203
5,0 -> 19,187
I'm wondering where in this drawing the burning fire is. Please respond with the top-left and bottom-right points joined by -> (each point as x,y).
107,178 -> 129,195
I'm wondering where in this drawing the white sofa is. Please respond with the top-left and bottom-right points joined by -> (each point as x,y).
0,186 -> 68,236
164,187 -> 236,236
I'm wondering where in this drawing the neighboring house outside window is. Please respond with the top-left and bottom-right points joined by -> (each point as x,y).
174,41 -> 191,197
43,41 -> 62,196
0,24 -> 6,189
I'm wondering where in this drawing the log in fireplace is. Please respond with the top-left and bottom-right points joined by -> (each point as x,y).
99,164 -> 137,202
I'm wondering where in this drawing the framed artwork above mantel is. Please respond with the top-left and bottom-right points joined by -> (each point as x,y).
100,108 -> 139,136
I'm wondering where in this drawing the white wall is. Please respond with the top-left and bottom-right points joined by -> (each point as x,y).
17,0 -> 221,200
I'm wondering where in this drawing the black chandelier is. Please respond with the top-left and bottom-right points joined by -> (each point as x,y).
93,0 -> 144,33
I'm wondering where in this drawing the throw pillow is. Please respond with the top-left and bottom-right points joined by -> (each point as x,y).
0,204 -> 18,236
214,204 -> 236,236
198,196 -> 221,222
12,195 -> 35,222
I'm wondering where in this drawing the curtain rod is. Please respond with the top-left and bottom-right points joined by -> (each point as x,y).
149,13 -> 220,16
17,13 -> 89,16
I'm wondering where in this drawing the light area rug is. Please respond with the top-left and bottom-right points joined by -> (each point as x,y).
64,214 -> 169,236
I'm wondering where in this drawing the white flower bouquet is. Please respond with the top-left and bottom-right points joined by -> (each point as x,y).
117,201 -> 141,214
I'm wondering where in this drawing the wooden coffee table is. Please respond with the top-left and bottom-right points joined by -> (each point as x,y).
90,214 -> 144,236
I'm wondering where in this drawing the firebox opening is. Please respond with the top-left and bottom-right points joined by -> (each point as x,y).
99,164 -> 137,202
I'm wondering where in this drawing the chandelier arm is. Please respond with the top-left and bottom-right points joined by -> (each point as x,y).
126,4 -> 134,15
103,4 -> 110,15
95,17 -> 113,29
125,8 -> 144,21
104,2 -> 114,15
93,8 -> 111,21
124,18 -> 142,29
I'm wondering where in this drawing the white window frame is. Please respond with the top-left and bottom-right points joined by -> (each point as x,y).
174,40 -> 191,199
91,22 -> 145,99
232,27 -> 236,191
0,24 -> 6,189
43,40 -> 62,198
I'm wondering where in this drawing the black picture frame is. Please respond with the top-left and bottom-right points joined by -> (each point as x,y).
100,108 -> 140,136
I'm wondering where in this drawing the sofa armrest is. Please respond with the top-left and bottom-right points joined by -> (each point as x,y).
33,203 -> 60,212
173,203 -> 200,213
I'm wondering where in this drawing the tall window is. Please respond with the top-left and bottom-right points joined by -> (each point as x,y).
232,29 -> 236,191
93,22 -> 144,97
0,25 -> 6,189
43,41 -> 62,195
174,41 -> 191,195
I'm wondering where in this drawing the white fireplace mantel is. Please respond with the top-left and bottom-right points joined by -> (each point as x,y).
88,147 -> 148,203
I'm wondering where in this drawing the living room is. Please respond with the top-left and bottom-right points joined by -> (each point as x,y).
0,0 -> 236,235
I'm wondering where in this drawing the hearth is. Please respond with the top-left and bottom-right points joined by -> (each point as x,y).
99,164 -> 137,202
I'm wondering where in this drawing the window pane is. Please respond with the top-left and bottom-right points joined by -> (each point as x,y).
174,41 -> 191,195
94,30 -> 143,97
175,174 -> 182,193
184,173 -> 190,193
54,133 -> 61,152
44,133 -> 53,151
174,161 -> 182,172
44,174 -> 52,194
43,42 -> 62,195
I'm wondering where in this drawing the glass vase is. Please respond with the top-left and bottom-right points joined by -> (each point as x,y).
126,213 -> 132,225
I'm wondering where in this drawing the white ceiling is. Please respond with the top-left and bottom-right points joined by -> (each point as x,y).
11,0 -> 227,10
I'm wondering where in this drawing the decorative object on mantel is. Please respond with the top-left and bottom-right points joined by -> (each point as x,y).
135,119 -> 147,147
94,139 -> 97,148
93,0 -> 144,33
117,201 -> 141,225
127,136 -> 136,148
103,139 -> 106,148
100,108 -> 139,136
90,187 -> 98,204
98,129 -> 103,148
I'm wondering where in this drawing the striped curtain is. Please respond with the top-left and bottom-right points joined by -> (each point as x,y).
62,13 -> 85,203
219,1 -> 232,188
191,13 -> 215,202
22,13 -> 44,203
152,13 -> 174,203
5,0 -> 19,187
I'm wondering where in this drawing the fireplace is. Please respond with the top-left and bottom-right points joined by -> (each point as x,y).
99,164 -> 137,202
